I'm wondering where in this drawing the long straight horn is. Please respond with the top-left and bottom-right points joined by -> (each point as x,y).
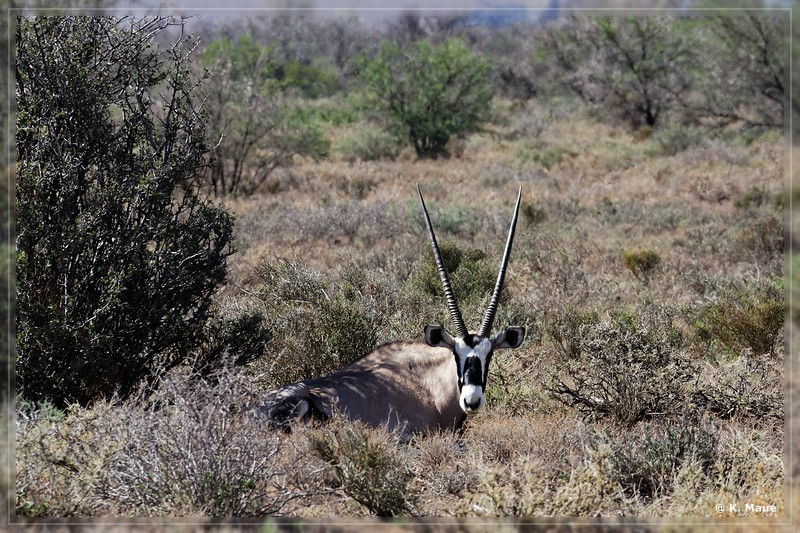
417,184 -> 469,339
478,188 -> 522,338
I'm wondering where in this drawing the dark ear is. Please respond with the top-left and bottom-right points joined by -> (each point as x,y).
424,325 -> 455,348
492,326 -> 525,350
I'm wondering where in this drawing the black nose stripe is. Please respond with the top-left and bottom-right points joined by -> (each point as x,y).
463,357 -> 483,386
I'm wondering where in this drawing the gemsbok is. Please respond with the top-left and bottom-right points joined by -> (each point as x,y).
258,185 -> 525,437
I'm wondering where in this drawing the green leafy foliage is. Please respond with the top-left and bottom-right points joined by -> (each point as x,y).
306,418 -> 416,516
515,143 -> 572,170
362,38 -> 492,158
194,304 -> 272,378
253,258 -> 383,387
412,241 -> 498,309
16,17 -> 234,407
623,248 -> 662,284
694,278 -> 785,357
333,124 -> 403,162
272,56 -> 341,98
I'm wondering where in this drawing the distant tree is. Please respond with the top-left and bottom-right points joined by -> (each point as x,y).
363,38 -> 492,158
16,17 -> 235,407
686,14 -> 787,130
557,16 -> 694,128
535,14 -> 787,132
386,12 -> 469,45
200,34 -> 329,196
463,22 -> 538,100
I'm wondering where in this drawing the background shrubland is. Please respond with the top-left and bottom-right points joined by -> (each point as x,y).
10,8 -> 792,524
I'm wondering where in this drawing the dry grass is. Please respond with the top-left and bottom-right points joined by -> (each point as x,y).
14,96 -> 790,524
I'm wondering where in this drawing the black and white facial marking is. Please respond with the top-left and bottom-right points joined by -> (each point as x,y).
454,334 -> 492,413
425,325 -> 525,415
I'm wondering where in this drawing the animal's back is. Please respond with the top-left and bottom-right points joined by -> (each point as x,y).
259,341 -> 464,435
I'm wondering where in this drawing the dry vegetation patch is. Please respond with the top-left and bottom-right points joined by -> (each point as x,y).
16,92 -> 787,519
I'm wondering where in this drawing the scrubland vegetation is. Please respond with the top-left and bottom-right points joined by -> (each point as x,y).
7,8 -> 795,527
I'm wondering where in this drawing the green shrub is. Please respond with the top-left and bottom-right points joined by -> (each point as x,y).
16,17 -> 234,407
274,57 -> 341,98
253,257 -> 384,387
515,144 -> 571,170
362,38 -> 492,158
623,248 -> 662,284
650,124 -> 705,156
411,241 -> 498,309
194,303 -> 272,377
734,186 -> 770,210
407,199 -> 483,238
306,418 -> 416,516
693,278 -> 785,357
522,201 -> 547,226
201,36 -> 330,196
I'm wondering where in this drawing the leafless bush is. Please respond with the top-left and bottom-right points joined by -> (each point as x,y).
692,352 -> 783,424
17,366 -> 301,516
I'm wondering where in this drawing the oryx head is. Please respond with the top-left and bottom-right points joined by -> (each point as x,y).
418,185 -> 526,415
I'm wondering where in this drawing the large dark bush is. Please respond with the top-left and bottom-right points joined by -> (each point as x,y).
16,17 -> 234,407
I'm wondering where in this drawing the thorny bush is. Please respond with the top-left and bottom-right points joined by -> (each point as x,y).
16,365 -> 299,517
